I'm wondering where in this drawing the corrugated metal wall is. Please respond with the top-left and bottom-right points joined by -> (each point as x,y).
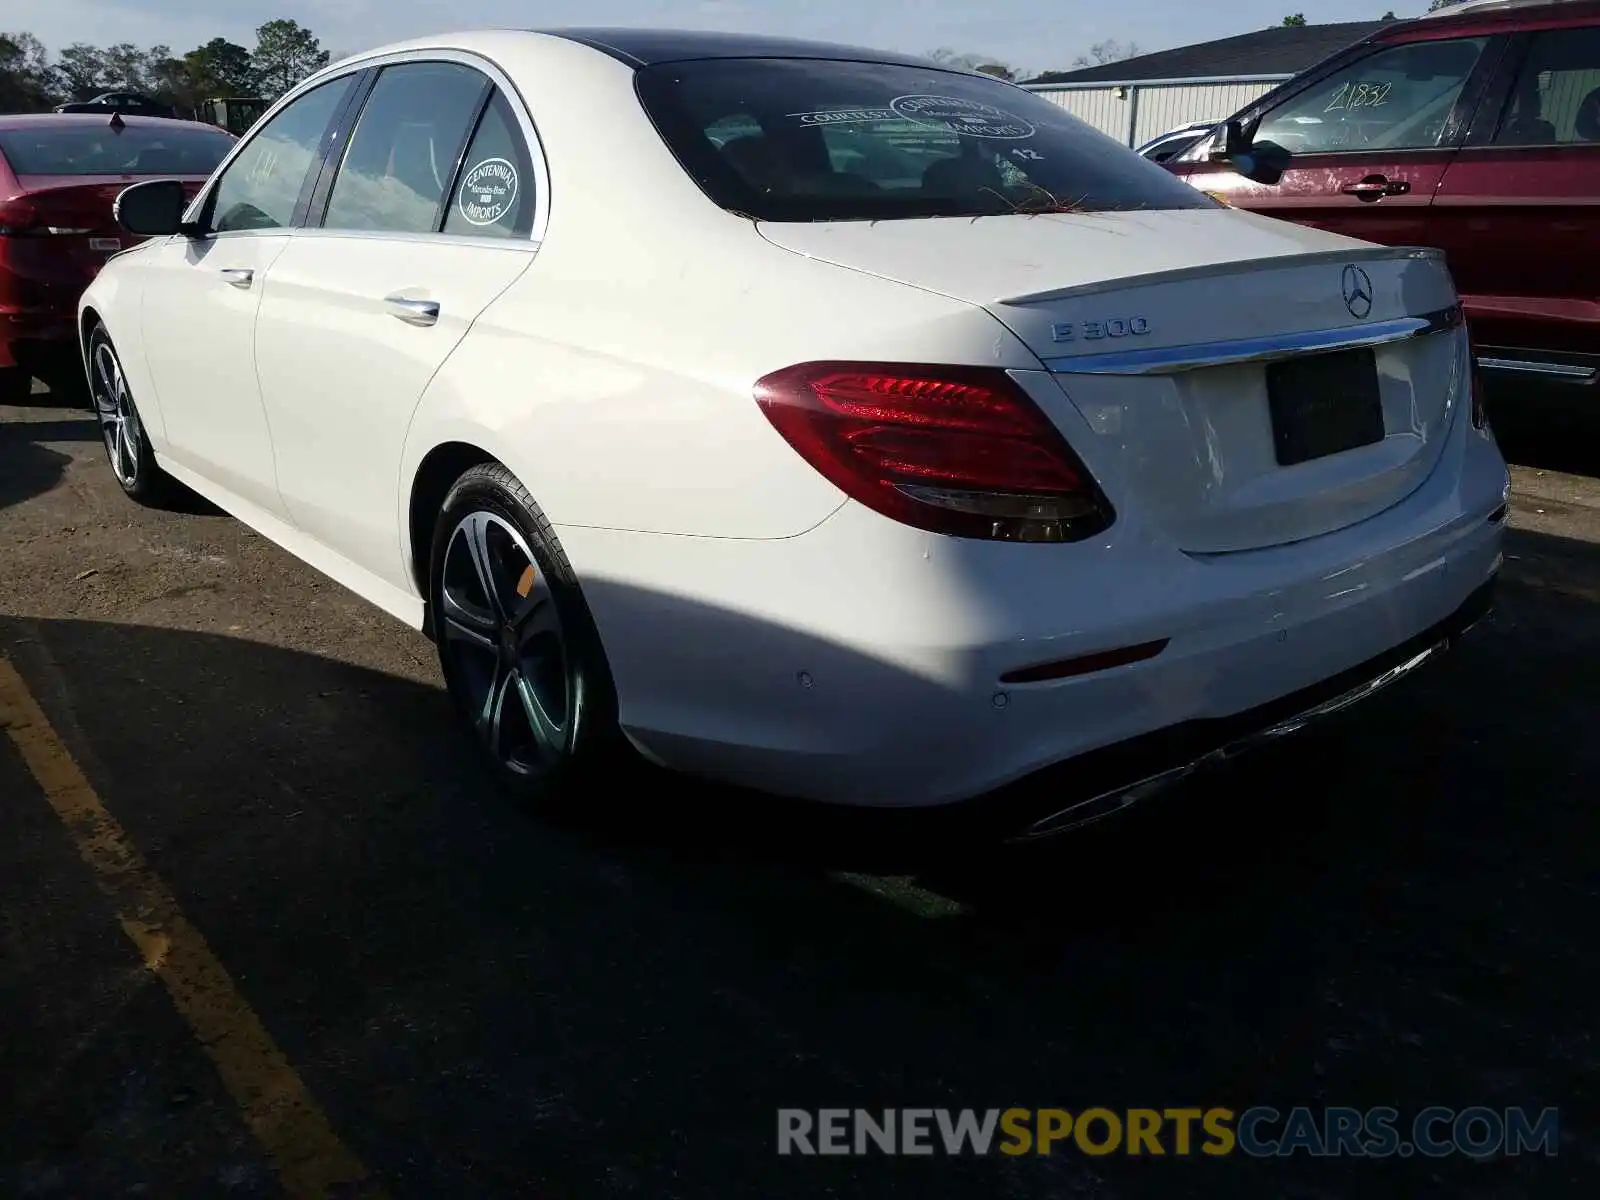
1129,82 -> 1285,144
1024,77 -> 1289,147
1026,86 -> 1129,141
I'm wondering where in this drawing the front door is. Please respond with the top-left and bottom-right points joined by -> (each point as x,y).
140,73 -> 360,518
252,61 -> 540,593
1182,34 -> 1501,246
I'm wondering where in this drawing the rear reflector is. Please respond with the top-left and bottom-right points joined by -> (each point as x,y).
1470,361 -> 1489,429
999,639 -> 1169,684
753,362 -> 1112,542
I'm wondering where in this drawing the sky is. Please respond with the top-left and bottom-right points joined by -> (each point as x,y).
4,0 -> 1433,79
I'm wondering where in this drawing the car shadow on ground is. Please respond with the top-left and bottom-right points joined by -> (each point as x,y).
1,524 -> 1593,1199
0,416 -> 98,512
0,404 -> 223,516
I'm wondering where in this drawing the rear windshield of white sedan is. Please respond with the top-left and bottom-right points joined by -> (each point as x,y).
0,124 -> 234,176
635,58 -> 1216,221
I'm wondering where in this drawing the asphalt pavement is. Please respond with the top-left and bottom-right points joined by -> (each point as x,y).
2,383 -> 1596,1199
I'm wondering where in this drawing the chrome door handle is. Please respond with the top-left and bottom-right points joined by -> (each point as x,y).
384,294 -> 440,327
220,267 -> 254,288
1340,175 -> 1410,201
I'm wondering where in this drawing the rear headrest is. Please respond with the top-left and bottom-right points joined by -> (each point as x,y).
1576,86 -> 1600,142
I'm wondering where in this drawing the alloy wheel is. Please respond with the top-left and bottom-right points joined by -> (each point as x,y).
90,340 -> 141,488
439,510 -> 576,776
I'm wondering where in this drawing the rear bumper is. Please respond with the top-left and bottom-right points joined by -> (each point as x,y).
998,573 -> 1497,839
0,308 -> 77,369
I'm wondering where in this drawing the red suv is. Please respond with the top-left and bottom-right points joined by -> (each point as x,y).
1169,0 -> 1600,392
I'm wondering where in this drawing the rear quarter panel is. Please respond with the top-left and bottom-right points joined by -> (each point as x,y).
407,222 -> 1036,542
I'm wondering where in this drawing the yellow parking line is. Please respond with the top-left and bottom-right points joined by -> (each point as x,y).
0,656 -> 386,1200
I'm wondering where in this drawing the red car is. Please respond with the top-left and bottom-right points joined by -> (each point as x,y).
1169,0 -> 1600,392
0,113 -> 236,400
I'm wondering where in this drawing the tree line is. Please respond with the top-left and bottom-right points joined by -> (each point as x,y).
0,18 -> 332,115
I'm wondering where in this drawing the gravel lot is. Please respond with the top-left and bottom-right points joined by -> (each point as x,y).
2,384 -> 1595,1198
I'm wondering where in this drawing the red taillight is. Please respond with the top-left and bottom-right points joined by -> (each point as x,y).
0,198 -> 38,235
753,361 -> 1112,542
0,196 -> 93,237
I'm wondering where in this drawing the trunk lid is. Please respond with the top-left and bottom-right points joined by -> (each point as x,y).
6,175 -> 209,287
758,209 -> 1468,554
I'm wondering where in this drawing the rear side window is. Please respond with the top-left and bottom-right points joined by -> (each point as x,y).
441,91 -> 537,239
634,58 -> 1214,221
1493,26 -> 1600,145
0,123 -> 235,176
1252,38 -> 1490,154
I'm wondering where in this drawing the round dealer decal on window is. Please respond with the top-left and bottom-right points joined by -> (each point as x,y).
889,95 -> 1036,140
458,158 -> 519,226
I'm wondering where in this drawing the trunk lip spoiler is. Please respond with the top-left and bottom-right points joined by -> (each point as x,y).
1043,303 -> 1464,377
994,244 -> 1447,308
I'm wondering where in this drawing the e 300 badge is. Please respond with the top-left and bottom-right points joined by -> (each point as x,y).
1050,317 -> 1151,344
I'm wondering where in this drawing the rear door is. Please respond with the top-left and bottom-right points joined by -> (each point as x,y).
1183,34 -> 1504,245
1431,22 -> 1600,376
252,56 -> 541,593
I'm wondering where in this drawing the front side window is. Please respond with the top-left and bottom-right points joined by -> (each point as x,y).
635,58 -> 1214,221
1492,26 -> 1600,145
1143,132 -> 1210,163
0,124 -> 234,176
322,61 -> 488,235
209,75 -> 356,233
1252,37 -> 1490,155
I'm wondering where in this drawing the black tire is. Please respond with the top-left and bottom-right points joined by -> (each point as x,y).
86,323 -> 178,506
0,365 -> 32,405
428,462 -> 627,801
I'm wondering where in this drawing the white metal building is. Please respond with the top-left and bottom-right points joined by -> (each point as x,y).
1023,75 -> 1292,147
1020,20 -> 1394,147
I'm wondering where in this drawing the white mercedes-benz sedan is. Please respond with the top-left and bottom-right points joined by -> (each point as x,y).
80,28 -> 1509,834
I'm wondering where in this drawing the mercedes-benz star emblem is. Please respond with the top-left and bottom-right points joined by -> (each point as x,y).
1341,264 -> 1374,319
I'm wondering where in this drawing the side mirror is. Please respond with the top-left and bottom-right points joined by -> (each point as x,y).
1208,119 -> 1292,187
1232,139 -> 1292,187
1209,119 -> 1250,162
113,178 -> 193,237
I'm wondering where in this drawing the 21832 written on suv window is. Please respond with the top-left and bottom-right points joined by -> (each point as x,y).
1251,38 -> 1491,154
635,58 -> 1216,221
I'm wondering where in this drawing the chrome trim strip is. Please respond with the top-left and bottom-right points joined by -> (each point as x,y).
181,46 -> 551,247
1045,305 -> 1462,376
1015,638 -> 1451,841
1477,356 -> 1597,381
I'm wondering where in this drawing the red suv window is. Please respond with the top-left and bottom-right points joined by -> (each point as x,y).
1252,38 -> 1493,155
1490,25 -> 1600,144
